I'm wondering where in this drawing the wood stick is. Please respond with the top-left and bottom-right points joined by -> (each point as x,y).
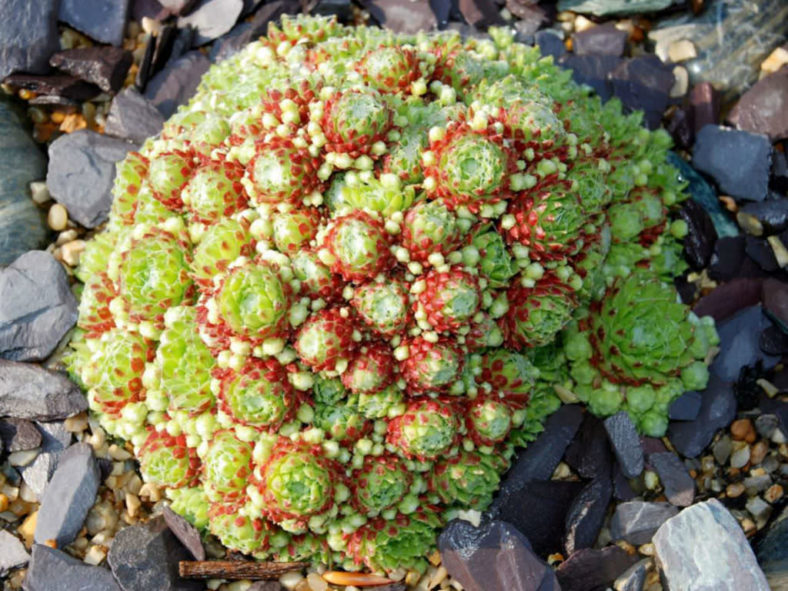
178,560 -> 308,580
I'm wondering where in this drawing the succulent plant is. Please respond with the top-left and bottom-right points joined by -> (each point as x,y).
67,14 -> 717,574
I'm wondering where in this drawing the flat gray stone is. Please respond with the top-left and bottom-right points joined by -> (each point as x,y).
35,443 -> 99,547
604,412 -> 644,478
610,501 -> 679,545
144,52 -> 211,119
654,499 -> 770,591
756,505 -> 788,590
649,452 -> 695,507
0,361 -> 87,421
23,544 -> 121,591
19,421 -> 73,499
162,505 -> 205,560
0,529 -> 30,574
57,0 -> 130,46
105,88 -> 165,144
0,97 -> 49,266
0,418 -> 42,452
47,130 -> 139,228
0,251 -> 77,362
614,559 -> 648,591
557,0 -> 676,16
0,0 -> 60,79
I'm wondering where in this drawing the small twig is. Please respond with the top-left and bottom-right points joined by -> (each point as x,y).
178,560 -> 308,580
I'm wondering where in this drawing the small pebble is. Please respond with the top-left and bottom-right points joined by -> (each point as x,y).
64,412 -> 89,432
731,419 -> 756,443
755,415 -> 779,439
670,66 -> 689,97
61,239 -> 86,266
713,436 -> 732,464
47,203 -> 68,231
730,444 -> 751,469
30,181 -> 50,205
644,470 -> 659,490
639,543 -> 656,556
668,39 -> 698,62
749,440 -> 768,466
746,496 -> 772,528
761,46 -> 788,74
764,484 -> 784,503
726,482 -> 745,498
0,493 -> 8,512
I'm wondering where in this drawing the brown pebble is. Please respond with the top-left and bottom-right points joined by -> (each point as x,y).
726,482 -> 746,498
764,484 -> 784,503
0,493 -> 8,512
750,440 -> 768,466
719,196 -> 737,212
731,419 -> 756,443
44,539 -> 58,549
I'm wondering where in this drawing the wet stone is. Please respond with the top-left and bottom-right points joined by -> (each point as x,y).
573,23 -> 628,57
0,418 -> 43,452
177,0 -> 244,46
0,362 -> 86,422
47,130 -> 139,228
728,67 -> 788,141
439,519 -> 560,591
755,414 -> 780,440
0,251 -> 78,362
707,237 -> 748,282
666,105 -> 694,149
709,305 -> 781,382
535,30 -> 566,59
0,529 -> 29,575
360,0 -> 438,34
565,414 -> 612,480
649,452 -> 695,507
738,200 -> 788,237
612,463 -> 636,501
556,546 -> 639,591
610,501 -> 679,545
654,499 -> 770,591
491,480 -> 585,556
772,150 -> 788,194
0,97 -> 49,266
609,56 -> 674,129
557,55 -> 622,101
58,0 -> 130,46
24,544 -> 122,591
564,475 -> 612,555
760,325 -> 788,355
678,198 -> 717,270
162,505 -> 205,560
108,515 -> 202,591
745,236 -> 779,272
604,412 -> 644,478
35,443 -> 100,548
144,51 -> 211,118
105,88 -> 165,144
0,0 -> 60,79
507,0 -> 548,37
668,391 -> 702,421
693,125 -> 772,202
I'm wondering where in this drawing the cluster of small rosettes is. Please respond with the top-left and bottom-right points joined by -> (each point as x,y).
68,15 -> 718,574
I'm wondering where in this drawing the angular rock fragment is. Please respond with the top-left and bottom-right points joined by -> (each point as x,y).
558,54 -> 623,101
360,0 -> 437,34
50,47 -> 133,93
0,529 -> 29,575
105,88 -> 165,143
58,0 -> 130,46
728,67 -> 788,141
648,452 -> 694,506
556,546 -> 639,591
609,55 -> 674,129
668,391 -> 702,421
610,501 -> 679,545
34,443 -> 100,548
709,305 -> 781,382
0,0 -> 60,79
0,251 -> 78,362
162,505 -> 205,560
0,361 -> 85,421
144,51 -> 211,118
654,499 -> 770,591
604,412 -> 644,478
24,544 -> 122,591
0,418 -> 43,452
573,23 -> 628,57
19,421 -> 73,499
2,74 -> 100,102
563,475 -> 612,555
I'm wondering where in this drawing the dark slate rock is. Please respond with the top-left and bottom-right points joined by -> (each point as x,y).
556,0 -> 675,16
439,520 -> 560,591
535,30 -> 566,59
162,505 -> 205,560
693,278 -> 763,322
668,152 -> 739,239
144,51 -> 211,118
210,0 -> 300,62
760,325 -> 788,355
708,236 -> 747,281
558,54 -> 622,101
666,105 -> 694,149
0,97 -> 49,266
573,23 -> 628,57
649,452 -> 694,507
739,199 -> 788,236
668,390 -> 702,421
690,82 -> 720,134
604,412 -> 644,479
105,88 -> 165,144
492,480 -> 585,556
674,273 -> 698,306
0,0 -> 60,79
3,74 -> 100,102
610,501 -> 679,545
490,405 -> 583,504
640,436 -> 667,457
311,0 -> 352,20
0,362 -> 86,421
0,418 -> 42,452
47,130 -> 139,228
0,530 -> 29,575
19,421 -> 73,499
565,414 -> 612,480
34,443 -> 99,547
23,544 -> 122,591
612,463 -> 636,501
756,505 -> 788,590
58,0 -> 130,46
763,278 -> 788,332
614,559 -> 648,591
693,125 -> 773,202
361,0 -> 438,34
151,25 -> 179,75
135,32 -> 157,91
556,546 -> 639,591
728,67 -> 788,141
0,251 -> 77,362
609,55 -> 674,129
160,0 -> 200,15
177,0 -> 244,46
678,198 -> 717,270
458,0 -> 506,30
563,475 -> 612,555
772,150 -> 788,194
50,47 -> 133,94
745,236 -> 779,272
507,0 -> 548,37
654,499 -> 770,591
132,0 -> 170,21
709,304 -> 781,382
108,516 -> 202,591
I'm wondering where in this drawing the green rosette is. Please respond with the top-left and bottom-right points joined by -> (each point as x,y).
272,208 -> 320,253
290,249 -> 342,301
208,503 -> 270,555
351,279 -> 410,336
479,349 -> 539,395
294,307 -> 355,372
352,455 -> 411,515
168,486 -> 210,530
191,217 -> 253,286
353,384 -> 404,420
323,211 -> 392,282
418,267 -> 481,333
399,337 -> 463,394
467,398 -> 513,446
313,400 -> 369,444
502,275 -> 577,349
473,230 -> 517,288
139,429 -> 200,488
387,399 -> 458,461
322,88 -> 391,155
182,159 -> 246,223
341,343 -> 394,394
401,199 -> 461,262
217,358 -> 294,430
430,451 -> 501,510
148,150 -> 193,209
435,133 -> 507,203
202,429 -> 254,502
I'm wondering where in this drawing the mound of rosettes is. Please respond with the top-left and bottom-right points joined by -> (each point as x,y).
67,15 -> 719,573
